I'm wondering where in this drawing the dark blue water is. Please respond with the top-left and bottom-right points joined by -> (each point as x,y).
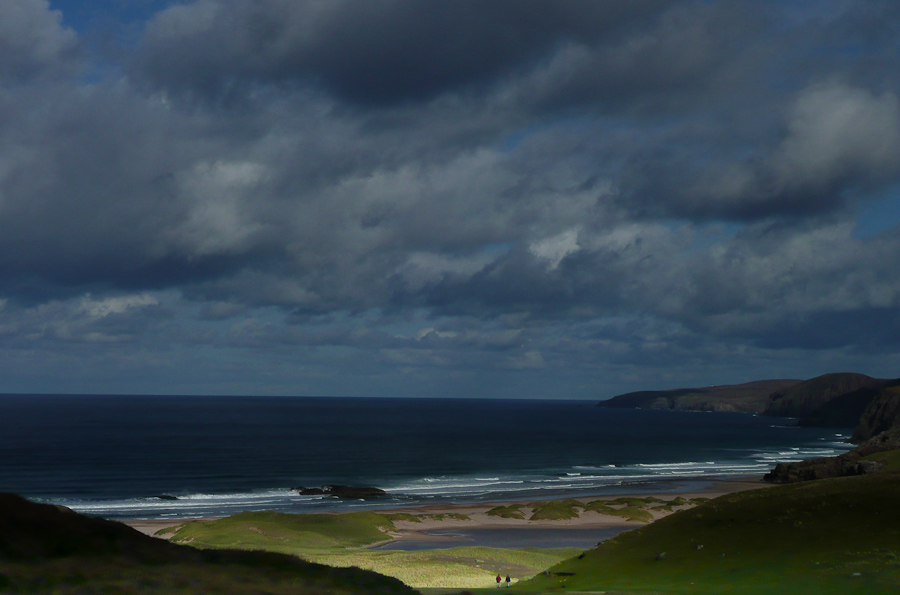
0,395 -> 851,519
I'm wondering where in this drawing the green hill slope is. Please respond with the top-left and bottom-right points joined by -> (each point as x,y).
764,372 -> 885,418
521,458 -> 900,595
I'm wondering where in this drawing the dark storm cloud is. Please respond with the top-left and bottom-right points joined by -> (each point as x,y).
136,0 -> 672,106
0,83 -> 254,300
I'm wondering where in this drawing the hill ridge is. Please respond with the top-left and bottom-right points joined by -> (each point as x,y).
600,373 -> 900,442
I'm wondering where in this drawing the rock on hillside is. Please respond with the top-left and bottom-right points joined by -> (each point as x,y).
764,425 -> 900,483
763,372 -> 886,418
598,379 -> 801,413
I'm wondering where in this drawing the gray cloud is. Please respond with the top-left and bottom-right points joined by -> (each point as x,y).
0,0 -> 78,80
136,0 -> 673,106
689,81 -> 900,218
614,79 -> 900,222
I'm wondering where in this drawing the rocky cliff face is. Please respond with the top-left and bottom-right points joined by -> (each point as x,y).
853,385 -> 900,442
796,385 -> 886,428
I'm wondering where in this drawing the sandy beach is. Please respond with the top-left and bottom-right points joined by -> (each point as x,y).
124,475 -> 771,546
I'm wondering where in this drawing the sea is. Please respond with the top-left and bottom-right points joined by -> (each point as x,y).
1,395 -> 852,521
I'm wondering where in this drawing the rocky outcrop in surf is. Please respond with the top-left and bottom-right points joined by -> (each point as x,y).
293,485 -> 387,499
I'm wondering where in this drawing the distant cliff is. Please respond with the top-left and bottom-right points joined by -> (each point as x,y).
763,373 -> 886,418
600,372 -> 900,444
598,379 -> 801,413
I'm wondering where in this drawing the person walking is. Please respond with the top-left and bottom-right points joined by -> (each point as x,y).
496,573 -> 502,587
505,573 -> 511,588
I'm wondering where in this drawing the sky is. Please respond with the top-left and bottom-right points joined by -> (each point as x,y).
2,0 -> 900,399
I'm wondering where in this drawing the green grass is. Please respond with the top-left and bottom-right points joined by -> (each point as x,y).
164,509 -> 575,589
169,511 -> 394,551
528,500 -> 583,521
520,470 -> 900,594
385,513 -> 422,523
606,496 -> 665,506
583,500 -> 617,515
865,449 -> 900,472
606,505 -> 654,523
301,545 -> 580,589
486,505 -> 527,519
423,513 -> 471,521
584,498 -> 663,522
383,512 -> 471,523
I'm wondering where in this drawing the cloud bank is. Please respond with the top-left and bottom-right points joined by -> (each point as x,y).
1,0 -> 900,397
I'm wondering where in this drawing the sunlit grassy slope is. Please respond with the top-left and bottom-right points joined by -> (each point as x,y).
164,496 -> 709,588
520,454 -> 900,595
166,510 -> 580,589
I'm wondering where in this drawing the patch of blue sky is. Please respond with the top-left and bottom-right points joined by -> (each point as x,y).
48,0 -> 175,33
853,185 -> 900,239
497,116 -> 607,153
663,220 -> 743,255
775,0 -> 856,28
49,0 -> 179,85
479,242 -> 514,256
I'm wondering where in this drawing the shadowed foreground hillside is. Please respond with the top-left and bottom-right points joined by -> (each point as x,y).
521,449 -> 900,594
0,493 -> 415,595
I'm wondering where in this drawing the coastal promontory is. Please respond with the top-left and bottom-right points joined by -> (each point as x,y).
600,372 -> 900,443
598,378 -> 801,413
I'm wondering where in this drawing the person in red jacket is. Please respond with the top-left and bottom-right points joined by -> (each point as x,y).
496,573 -> 502,587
